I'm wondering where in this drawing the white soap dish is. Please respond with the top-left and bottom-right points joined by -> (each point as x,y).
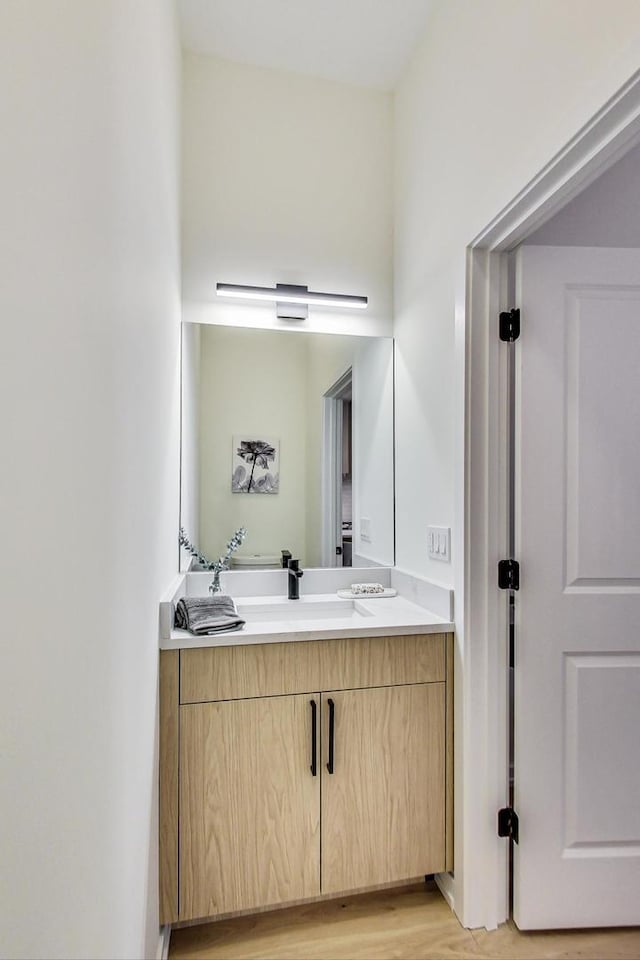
337,587 -> 397,599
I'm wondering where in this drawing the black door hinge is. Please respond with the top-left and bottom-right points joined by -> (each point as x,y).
498,807 -> 519,843
499,308 -> 520,342
498,558 -> 520,591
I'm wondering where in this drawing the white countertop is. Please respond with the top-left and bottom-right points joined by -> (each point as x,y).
161,592 -> 453,650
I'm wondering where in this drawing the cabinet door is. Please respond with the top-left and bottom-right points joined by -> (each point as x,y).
321,683 -> 445,894
180,694 -> 320,919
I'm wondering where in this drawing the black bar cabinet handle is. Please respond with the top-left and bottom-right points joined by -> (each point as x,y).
326,698 -> 335,774
310,699 -> 317,777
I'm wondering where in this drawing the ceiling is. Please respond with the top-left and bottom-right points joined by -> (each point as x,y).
177,0 -> 434,91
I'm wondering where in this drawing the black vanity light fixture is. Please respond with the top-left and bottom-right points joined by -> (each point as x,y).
216,282 -> 368,321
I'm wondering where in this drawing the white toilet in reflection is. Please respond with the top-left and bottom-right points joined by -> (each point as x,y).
230,553 -> 281,571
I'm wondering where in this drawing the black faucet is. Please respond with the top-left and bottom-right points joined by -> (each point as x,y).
287,558 -> 303,600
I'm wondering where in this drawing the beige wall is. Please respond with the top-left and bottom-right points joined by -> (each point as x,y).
393,0 -> 640,586
352,338 -> 395,565
181,321 -> 201,570
199,325 -> 308,561
0,2 -> 180,957
393,0 -> 640,929
181,52 -> 393,338
198,326 -> 356,567
196,325 -> 389,568
305,335 -> 359,565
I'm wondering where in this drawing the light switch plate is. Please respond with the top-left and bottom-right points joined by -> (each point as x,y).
428,525 -> 450,562
360,517 -> 372,543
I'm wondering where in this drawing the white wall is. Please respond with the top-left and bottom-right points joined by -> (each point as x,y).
394,0 -> 640,926
526,139 -> 640,246
180,321 -> 201,570
352,339 -> 395,565
181,53 -> 393,338
394,0 -> 640,588
0,3 -> 180,958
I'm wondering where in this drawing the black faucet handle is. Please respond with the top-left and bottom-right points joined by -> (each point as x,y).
287,558 -> 303,600
281,549 -> 292,568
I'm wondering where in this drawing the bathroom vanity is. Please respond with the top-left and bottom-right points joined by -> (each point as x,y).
159,590 -> 454,926
170,276 -> 454,928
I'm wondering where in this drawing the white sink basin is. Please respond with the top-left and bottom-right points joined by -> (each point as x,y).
236,598 -> 373,623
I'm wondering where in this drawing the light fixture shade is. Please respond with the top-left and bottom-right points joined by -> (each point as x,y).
216,282 -> 368,310
275,285 -> 308,321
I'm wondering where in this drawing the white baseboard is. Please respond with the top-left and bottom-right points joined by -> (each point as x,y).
156,925 -> 171,960
435,871 -> 456,916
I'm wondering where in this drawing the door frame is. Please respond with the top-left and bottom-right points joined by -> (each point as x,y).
457,69 -> 640,930
321,368 -> 353,567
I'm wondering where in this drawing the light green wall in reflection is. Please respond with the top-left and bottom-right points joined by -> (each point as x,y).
199,325 -> 355,565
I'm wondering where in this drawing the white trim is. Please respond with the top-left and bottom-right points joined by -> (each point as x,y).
459,249 -> 510,930
435,871 -> 457,918
157,925 -> 171,960
321,396 -> 341,567
472,70 -> 640,252
321,368 -> 352,568
461,67 -> 640,930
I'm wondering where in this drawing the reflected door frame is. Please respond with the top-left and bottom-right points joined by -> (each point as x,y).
321,368 -> 352,567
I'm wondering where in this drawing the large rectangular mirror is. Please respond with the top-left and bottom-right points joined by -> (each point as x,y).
180,321 -> 394,571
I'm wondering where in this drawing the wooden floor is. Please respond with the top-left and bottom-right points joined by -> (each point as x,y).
168,883 -> 640,959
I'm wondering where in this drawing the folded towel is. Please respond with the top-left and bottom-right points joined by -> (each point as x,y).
350,582 -> 385,595
174,596 -> 245,635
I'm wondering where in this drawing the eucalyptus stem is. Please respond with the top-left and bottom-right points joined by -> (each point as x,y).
179,526 -> 247,575
179,527 -> 216,570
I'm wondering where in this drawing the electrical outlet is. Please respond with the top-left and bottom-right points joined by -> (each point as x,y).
428,525 -> 450,562
360,517 -> 372,543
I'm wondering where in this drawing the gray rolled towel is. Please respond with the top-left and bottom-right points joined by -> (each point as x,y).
174,595 -> 245,635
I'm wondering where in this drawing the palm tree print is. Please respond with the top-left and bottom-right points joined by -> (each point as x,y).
235,439 -> 277,493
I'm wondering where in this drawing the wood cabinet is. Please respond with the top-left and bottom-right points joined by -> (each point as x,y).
160,632 -> 453,925
180,694 -> 320,919
320,684 -> 445,894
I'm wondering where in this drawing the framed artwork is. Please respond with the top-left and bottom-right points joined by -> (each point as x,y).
232,436 -> 280,494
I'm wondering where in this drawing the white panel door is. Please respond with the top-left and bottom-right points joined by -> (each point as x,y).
514,246 -> 640,929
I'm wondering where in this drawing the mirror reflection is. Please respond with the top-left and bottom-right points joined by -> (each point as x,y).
180,322 -> 394,571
